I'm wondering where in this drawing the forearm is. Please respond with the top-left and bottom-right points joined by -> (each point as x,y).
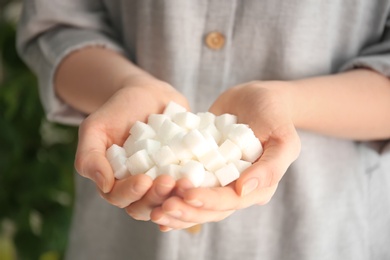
286,69 -> 390,140
54,47 -> 160,114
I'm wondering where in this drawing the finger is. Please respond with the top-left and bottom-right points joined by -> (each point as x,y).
236,129 -> 300,197
176,178 -> 240,210
181,185 -> 240,211
125,174 -> 176,220
151,206 -> 198,230
75,118 -> 116,193
100,174 -> 153,208
152,196 -> 234,226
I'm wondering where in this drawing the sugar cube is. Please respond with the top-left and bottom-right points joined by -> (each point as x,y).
163,101 -> 187,118
232,159 -> 252,174
215,113 -> 238,132
241,138 -> 263,163
227,124 -> 255,149
157,120 -> 185,144
214,163 -> 240,186
151,145 -> 179,167
126,149 -> 155,175
172,112 -> 200,130
145,166 -> 159,180
123,135 -> 137,156
198,149 -> 226,173
200,171 -> 221,188
218,139 -> 242,162
109,154 -> 131,179
197,112 -> 216,129
183,129 -> 212,158
180,160 -> 206,187
106,144 -> 126,163
159,164 -> 182,180
132,139 -> 161,156
147,114 -> 170,132
168,132 -> 194,161
200,123 -> 222,144
130,121 -> 156,141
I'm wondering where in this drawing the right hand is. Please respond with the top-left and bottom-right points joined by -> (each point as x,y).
74,76 -> 189,220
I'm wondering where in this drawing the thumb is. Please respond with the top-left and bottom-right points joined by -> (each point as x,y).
75,121 -> 115,193
235,134 -> 300,197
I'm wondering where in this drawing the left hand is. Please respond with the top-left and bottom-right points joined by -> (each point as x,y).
150,81 -> 301,230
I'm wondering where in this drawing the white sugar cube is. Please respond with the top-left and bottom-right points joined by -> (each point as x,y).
232,159 -> 252,174
183,129 -> 212,159
200,130 -> 219,150
197,112 -> 216,129
151,145 -> 179,167
123,135 -> 137,156
109,155 -> 131,179
126,149 -> 155,175
130,121 -> 156,141
198,149 -> 226,173
227,124 -> 255,149
147,114 -> 170,132
172,112 -> 200,130
215,163 -> 240,186
106,144 -> 126,163
109,154 -> 126,172
218,139 -> 242,162
163,101 -> 187,118
215,113 -> 238,132
159,164 -> 182,180
145,166 -> 159,180
132,139 -> 161,156
200,171 -> 221,188
157,120 -> 185,144
200,124 -> 222,144
220,123 -> 240,142
180,160 -> 206,187
114,166 -> 131,180
168,132 -> 194,161
241,138 -> 263,163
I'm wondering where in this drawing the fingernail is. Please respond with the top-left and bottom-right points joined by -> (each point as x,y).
156,216 -> 169,226
185,199 -> 203,207
167,210 -> 182,218
94,171 -> 107,193
160,226 -> 173,232
241,178 -> 259,197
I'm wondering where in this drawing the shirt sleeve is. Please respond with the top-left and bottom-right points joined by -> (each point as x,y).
17,0 -> 126,125
339,15 -> 390,151
339,17 -> 390,78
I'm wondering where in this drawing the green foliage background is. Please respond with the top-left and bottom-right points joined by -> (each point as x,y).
0,1 -> 78,259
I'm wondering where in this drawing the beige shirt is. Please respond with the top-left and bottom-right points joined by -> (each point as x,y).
17,1 -> 390,259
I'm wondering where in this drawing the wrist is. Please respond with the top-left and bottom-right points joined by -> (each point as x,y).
250,81 -> 300,127
118,74 -> 189,113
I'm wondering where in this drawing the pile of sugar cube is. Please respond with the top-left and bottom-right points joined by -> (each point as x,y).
106,101 -> 263,187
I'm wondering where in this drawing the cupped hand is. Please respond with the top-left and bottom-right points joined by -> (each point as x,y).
74,76 -> 189,219
150,81 -> 301,230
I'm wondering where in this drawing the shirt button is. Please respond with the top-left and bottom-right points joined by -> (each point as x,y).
205,32 -> 225,50
186,224 -> 202,234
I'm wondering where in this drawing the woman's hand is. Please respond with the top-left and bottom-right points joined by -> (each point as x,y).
150,81 -> 301,230
74,76 -> 189,220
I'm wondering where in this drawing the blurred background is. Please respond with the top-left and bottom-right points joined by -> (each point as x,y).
1,1 -> 78,259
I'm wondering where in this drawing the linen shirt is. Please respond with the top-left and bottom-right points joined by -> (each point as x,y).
17,1 -> 390,259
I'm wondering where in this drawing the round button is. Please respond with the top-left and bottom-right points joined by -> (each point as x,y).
186,224 -> 202,234
205,32 -> 225,50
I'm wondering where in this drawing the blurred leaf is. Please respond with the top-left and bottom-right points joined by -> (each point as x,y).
0,235 -> 17,260
0,9 -> 77,259
40,251 -> 60,260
